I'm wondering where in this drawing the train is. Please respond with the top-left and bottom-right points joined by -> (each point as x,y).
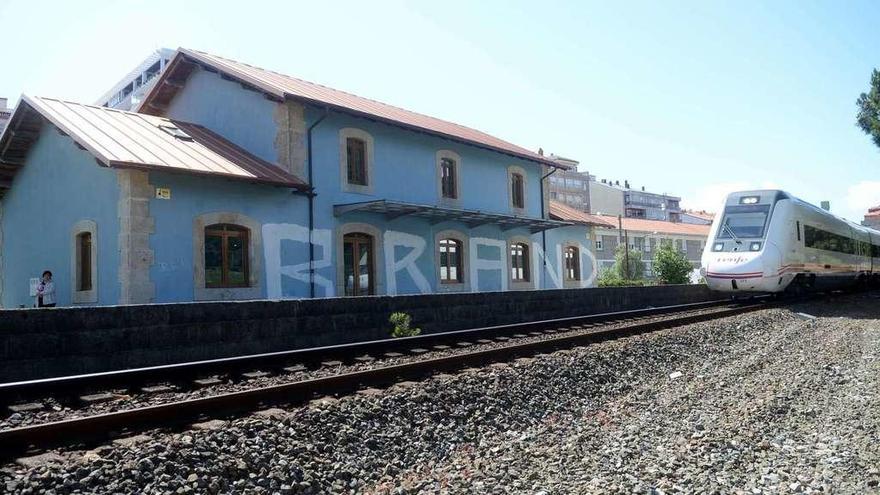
700,190 -> 880,293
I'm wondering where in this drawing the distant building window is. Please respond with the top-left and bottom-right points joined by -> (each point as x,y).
205,224 -> 250,288
510,242 -> 530,282
77,232 -> 92,292
346,137 -> 368,186
439,238 -> 464,283
564,246 -> 581,281
511,173 -> 525,209
440,158 -> 457,199
596,239 -> 604,251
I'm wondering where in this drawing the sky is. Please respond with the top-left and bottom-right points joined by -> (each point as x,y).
1,0 -> 879,222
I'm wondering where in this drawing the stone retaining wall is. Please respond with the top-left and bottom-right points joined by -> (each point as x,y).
0,285 -> 716,381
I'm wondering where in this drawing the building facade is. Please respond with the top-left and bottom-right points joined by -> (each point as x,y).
0,98 -> 11,134
547,158 -> 593,213
864,205 -> 880,228
680,209 -> 714,225
0,49 -> 598,308
622,187 -> 681,222
589,214 -> 709,278
96,48 -> 175,111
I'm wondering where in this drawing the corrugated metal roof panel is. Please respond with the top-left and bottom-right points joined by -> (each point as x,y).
597,213 -> 711,236
16,96 -> 307,189
549,201 -> 617,227
142,48 -> 565,169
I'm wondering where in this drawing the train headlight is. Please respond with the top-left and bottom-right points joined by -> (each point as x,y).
713,242 -> 724,251
750,242 -> 762,251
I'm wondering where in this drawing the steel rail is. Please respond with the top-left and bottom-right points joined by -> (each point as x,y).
0,301 -> 767,461
0,298 -> 743,404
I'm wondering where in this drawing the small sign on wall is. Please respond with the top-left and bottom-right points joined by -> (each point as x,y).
155,187 -> 172,200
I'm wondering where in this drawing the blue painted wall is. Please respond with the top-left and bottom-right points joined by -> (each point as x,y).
1,130 -> 121,308
164,67 -> 279,166
148,170 -> 308,302
306,109 -> 545,221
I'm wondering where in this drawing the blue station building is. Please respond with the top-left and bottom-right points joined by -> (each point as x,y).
0,49 -> 602,307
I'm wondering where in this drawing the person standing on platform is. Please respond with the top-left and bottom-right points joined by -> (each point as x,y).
36,270 -> 56,308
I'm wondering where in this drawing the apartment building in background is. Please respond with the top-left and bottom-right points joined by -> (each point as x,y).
96,48 -> 175,110
864,205 -> 880,228
0,98 -> 11,134
547,155 -> 594,213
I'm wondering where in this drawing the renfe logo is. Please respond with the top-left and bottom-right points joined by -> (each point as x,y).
716,255 -> 748,264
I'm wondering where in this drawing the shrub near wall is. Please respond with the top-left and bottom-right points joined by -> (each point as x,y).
0,284 -> 716,381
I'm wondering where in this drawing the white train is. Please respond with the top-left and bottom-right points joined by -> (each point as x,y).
701,190 -> 880,293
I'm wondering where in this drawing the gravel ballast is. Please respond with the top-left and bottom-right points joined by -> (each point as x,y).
2,294 -> 879,494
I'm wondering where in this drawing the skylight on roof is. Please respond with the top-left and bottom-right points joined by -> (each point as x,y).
158,124 -> 193,141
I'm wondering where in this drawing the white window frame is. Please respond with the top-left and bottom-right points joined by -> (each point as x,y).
595,239 -> 604,251
435,229 -> 469,292
507,236 -> 535,290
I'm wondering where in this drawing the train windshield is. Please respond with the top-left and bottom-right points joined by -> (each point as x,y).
717,204 -> 771,239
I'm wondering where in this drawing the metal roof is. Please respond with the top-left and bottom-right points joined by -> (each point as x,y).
548,201 -> 616,227
139,48 -> 567,169
334,200 -> 572,233
594,214 -> 711,237
0,96 -> 308,191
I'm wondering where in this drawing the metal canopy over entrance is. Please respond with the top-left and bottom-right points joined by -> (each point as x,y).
333,200 -> 572,233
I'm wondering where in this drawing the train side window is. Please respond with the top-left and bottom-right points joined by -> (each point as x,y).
796,221 -> 800,241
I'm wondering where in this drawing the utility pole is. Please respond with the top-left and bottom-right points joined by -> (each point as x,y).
618,215 -> 630,280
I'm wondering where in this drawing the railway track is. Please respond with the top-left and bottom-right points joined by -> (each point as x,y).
0,298 -> 771,461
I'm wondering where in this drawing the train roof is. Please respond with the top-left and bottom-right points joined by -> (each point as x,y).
724,189 -> 880,238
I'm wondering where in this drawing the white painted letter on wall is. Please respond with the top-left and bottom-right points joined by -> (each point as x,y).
469,237 -> 507,292
383,230 -> 430,295
263,223 -> 334,298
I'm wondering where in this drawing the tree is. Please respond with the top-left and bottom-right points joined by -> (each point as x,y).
857,69 -> 880,150
652,243 -> 693,284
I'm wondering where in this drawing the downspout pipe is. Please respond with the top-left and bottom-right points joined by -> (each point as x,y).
306,106 -> 330,298
540,166 -> 560,289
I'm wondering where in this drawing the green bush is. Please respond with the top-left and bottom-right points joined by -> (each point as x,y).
596,245 -> 646,287
597,267 -> 646,287
652,243 -> 694,284
389,312 -> 421,338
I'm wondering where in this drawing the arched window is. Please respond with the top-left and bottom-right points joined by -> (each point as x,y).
343,233 -> 375,296
510,242 -> 530,282
564,246 -> 581,281
205,224 -> 250,288
439,238 -> 463,283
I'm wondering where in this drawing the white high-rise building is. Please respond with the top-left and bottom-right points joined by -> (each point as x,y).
96,48 -> 175,111
0,98 -> 11,134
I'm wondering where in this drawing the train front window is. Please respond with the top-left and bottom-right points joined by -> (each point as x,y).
717,205 -> 770,239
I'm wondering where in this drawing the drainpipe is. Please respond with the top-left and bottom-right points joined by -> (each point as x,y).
540,166 -> 559,289
307,106 -> 330,298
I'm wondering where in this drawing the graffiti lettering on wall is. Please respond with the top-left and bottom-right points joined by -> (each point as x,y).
262,224 -> 597,298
